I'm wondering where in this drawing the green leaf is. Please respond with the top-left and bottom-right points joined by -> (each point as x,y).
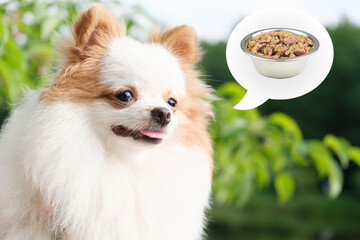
235,161 -> 255,206
216,82 -> 246,106
328,159 -> 344,199
0,60 -> 20,103
3,41 -> 24,69
309,141 -> 332,178
217,82 -> 246,99
216,142 -> 232,165
274,172 -> 295,204
252,153 -> 270,189
263,130 -> 287,172
309,141 -> 344,199
290,142 -> 309,166
220,118 -> 247,140
324,134 -> 350,168
268,112 -> 302,141
349,147 -> 360,167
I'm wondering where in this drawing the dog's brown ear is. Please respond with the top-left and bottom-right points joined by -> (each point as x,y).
73,4 -> 125,53
151,25 -> 201,65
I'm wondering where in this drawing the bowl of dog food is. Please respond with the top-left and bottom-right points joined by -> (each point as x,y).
241,28 -> 319,79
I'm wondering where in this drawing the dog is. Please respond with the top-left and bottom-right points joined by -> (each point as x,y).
0,4 -> 213,240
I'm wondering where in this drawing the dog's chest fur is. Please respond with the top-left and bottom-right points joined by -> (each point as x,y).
95,146 -> 211,240
60,147 -> 211,240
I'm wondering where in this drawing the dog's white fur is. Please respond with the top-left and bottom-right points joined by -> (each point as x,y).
0,11 -> 212,240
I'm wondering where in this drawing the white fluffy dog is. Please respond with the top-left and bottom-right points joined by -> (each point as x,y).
0,4 -> 213,240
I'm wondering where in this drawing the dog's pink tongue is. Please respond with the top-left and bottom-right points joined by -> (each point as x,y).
140,130 -> 164,139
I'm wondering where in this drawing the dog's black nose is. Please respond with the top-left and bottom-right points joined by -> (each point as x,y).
151,107 -> 171,127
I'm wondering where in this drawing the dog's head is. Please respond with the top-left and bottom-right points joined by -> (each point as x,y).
44,4 -> 212,153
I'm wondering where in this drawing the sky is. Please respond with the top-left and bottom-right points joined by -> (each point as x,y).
121,0 -> 360,42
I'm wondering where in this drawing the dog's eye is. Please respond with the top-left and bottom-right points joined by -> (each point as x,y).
167,98 -> 177,108
116,90 -> 133,102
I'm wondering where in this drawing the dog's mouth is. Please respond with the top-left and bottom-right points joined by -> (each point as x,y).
111,125 -> 164,144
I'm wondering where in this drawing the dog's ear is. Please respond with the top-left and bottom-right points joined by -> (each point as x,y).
73,4 -> 125,55
151,25 -> 201,65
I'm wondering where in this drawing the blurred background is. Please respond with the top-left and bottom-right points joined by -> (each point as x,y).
1,0 -> 360,239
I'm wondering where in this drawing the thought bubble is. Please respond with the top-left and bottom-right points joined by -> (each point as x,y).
226,7 -> 334,110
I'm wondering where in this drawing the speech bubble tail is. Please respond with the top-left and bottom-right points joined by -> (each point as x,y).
234,91 -> 268,110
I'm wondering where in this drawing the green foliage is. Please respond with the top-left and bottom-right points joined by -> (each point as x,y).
324,134 -> 350,168
0,0 -> 81,106
212,82 -> 360,206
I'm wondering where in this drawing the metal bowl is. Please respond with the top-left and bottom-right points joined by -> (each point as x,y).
240,28 -> 320,79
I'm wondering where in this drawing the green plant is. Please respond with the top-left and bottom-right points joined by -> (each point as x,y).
212,82 -> 360,206
0,0 -> 83,106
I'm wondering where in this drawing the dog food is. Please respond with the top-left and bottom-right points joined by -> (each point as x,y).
246,30 -> 314,58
